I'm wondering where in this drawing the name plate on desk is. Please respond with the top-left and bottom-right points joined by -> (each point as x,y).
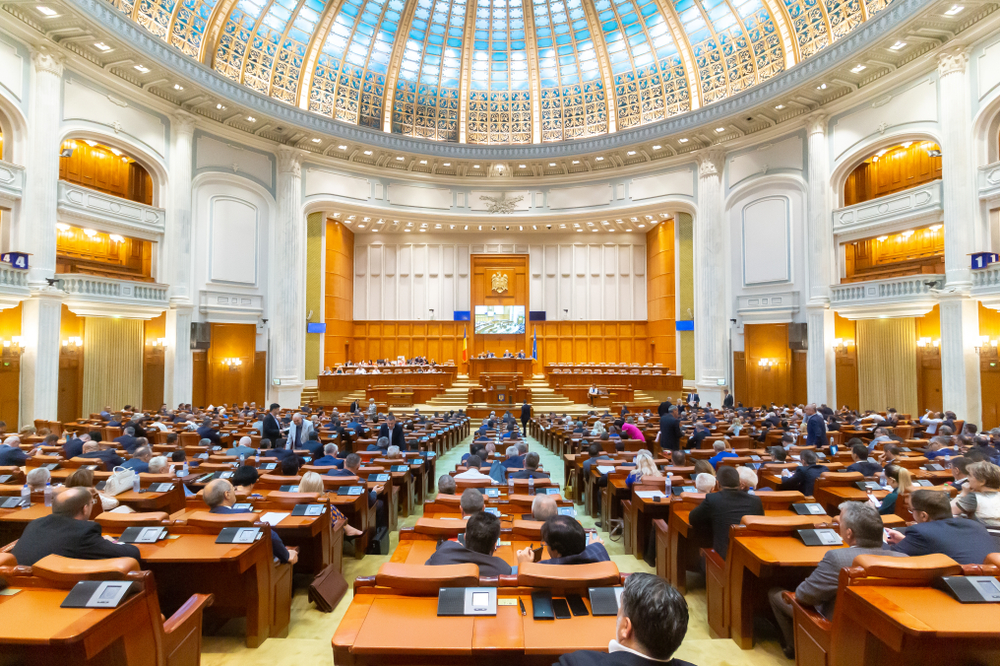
915,479 -> 934,487
539,487 -> 559,495
43,463 -> 60,471
793,503 -> 827,515
485,507 -> 501,517
588,587 -> 624,616
292,504 -> 326,516
368,473 -> 390,482
0,496 -> 24,508
232,503 -> 254,511
797,528 -> 843,546
120,526 -> 168,543
278,484 -> 300,492
337,486 -> 364,496
483,488 -> 500,498
558,507 -> 577,517
855,481 -> 882,491
390,465 -> 409,472
936,576 -> 1000,603
216,527 -> 262,544
260,463 -> 278,470
61,580 -> 140,609
670,486 -> 696,496
924,463 -> 946,471
0,474 -> 11,484
437,587 -> 497,616
148,483 -> 174,493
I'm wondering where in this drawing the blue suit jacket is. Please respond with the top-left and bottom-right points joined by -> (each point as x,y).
889,518 -> 997,565
121,458 -> 149,474
806,414 -> 826,447
114,435 -> 139,453
542,543 -> 611,565
63,438 -> 84,459
501,456 -> 525,469
78,450 -> 125,471
0,445 -> 29,466
211,505 -> 289,563
313,456 -> 344,468
779,464 -> 829,496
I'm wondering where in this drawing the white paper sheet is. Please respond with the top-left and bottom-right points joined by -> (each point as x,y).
259,512 -> 290,526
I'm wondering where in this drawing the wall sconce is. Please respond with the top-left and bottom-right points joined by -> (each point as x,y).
832,338 -> 855,356
61,336 -> 82,348
1,337 -> 24,355
147,337 -> 167,348
222,357 -> 242,368
757,358 -> 777,370
916,337 -> 940,349
975,336 -> 998,356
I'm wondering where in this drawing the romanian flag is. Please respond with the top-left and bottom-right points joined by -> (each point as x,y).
462,326 -> 468,362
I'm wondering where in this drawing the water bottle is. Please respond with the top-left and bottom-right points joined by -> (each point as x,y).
240,453 -> 246,466
508,475 -> 514,493
528,476 -> 535,494
20,484 -> 30,509
132,473 -> 141,493
665,474 -> 672,497
182,460 -> 189,476
255,450 -> 260,464
44,482 -> 53,507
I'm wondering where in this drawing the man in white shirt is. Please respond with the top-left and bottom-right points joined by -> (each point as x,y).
454,455 -> 495,484
355,366 -> 367,375
921,410 -> 943,435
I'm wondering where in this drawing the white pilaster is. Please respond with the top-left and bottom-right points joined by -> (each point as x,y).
268,147 -> 306,406
18,49 -> 63,286
805,112 -> 837,405
163,112 -> 196,407
937,47 -> 981,424
694,148 -> 727,406
20,290 -> 63,423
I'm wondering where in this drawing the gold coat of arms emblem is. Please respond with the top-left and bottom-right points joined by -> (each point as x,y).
491,272 -> 509,294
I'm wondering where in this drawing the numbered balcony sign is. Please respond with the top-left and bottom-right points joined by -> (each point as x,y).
0,252 -> 29,270
971,252 -> 1000,270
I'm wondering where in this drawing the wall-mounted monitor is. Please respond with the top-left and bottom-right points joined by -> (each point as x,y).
474,305 -> 525,335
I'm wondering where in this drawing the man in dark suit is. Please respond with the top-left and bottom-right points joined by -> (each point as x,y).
262,403 -> 282,443
78,442 -> 124,471
113,426 -> 139,454
500,444 -> 525,470
378,413 -> 406,451
63,432 -> 89,459
0,436 -> 32,466
11,487 -> 141,566
520,400 -> 531,431
313,443 -> 345,468
845,442 -> 882,477
197,418 -> 222,446
659,406 -> 683,452
804,403 -> 826,448
424,511 -> 512,576
688,466 -> 764,559
777,449 -> 829,496
657,400 -> 672,418
205,479 -> 296,565
686,392 -> 700,407
516,515 -> 611,565
508,452 -> 550,479
556,573 -> 696,666
722,389 -> 734,410
121,446 -> 152,474
886,488 -> 997,564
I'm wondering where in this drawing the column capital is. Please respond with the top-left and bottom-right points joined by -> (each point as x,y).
28,285 -> 67,302
937,46 -> 969,78
31,48 -> 64,77
172,110 -> 198,137
276,146 -> 303,177
806,111 -> 827,137
696,147 -> 725,179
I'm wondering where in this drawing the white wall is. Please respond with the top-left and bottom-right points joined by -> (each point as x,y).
353,232 -> 647,321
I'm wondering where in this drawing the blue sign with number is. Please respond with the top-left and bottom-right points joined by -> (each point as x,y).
0,252 -> 28,270
971,252 -> 1000,270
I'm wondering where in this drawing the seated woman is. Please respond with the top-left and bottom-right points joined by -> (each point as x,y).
952,460 -> 1000,528
875,464 -> 913,515
626,450 -> 662,488
297,471 -> 363,536
64,467 -> 131,513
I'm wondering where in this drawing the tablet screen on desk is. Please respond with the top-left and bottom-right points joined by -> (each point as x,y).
471,592 -> 489,610
234,528 -> 258,543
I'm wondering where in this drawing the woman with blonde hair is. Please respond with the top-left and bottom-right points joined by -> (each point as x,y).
876,464 -> 912,515
952,461 -> 1000,527
296,472 -> 363,536
626,449 -> 662,487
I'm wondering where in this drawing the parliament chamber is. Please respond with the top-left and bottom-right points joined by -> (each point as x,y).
2,0 -> 1000,663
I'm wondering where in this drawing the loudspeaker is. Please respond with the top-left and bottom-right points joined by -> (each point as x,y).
788,323 -> 808,351
190,322 -> 211,350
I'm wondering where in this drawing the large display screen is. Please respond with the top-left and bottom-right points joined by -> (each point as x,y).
474,305 -> 525,335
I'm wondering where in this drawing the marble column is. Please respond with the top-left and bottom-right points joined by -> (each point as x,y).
694,148 -> 727,406
805,112 -> 837,407
269,147 -> 306,406
162,111 -> 196,407
937,47 -> 981,424
19,50 -> 65,424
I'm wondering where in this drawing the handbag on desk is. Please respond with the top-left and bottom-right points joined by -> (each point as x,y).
103,466 -> 136,497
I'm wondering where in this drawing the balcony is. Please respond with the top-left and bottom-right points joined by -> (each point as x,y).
57,274 -> 169,319
0,263 -> 30,310
56,181 -> 165,239
831,274 -> 944,320
979,161 -> 1000,204
971,263 -> 1000,311
832,180 -> 942,241
0,159 -> 25,206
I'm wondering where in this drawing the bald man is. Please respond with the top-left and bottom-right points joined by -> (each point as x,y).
11,487 -> 141,566
204,479 -> 296,565
227,436 -> 257,458
531,494 -> 559,522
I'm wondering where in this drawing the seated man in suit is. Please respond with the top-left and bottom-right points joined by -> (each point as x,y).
313,443 -> 344,468
516,515 -> 610,565
113,426 -> 139,454
367,435 -> 391,454
582,442 -> 612,478
0,435 -> 34,466
500,444 -> 524,470
11,487 -> 141,566
688,466 -> 764,559
455,455 -> 495,483
260,438 -> 296,462
707,440 -> 737,469
459,487 -> 485,517
196,418 -> 222,446
78,441 -> 124,471
205,479 -> 297,565
557,572 -> 695,666
777,449 -> 829,496
62,431 -> 90,459
768,501 -> 906,658
885,488 -> 996,564
121,445 -> 152,474
227,436 -> 257,458
845,442 -> 882,477
425,510 -> 511,576
509,452 -> 551,480
531,494 -> 559,521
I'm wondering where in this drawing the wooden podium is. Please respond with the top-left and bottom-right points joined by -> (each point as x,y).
468,374 -> 528,405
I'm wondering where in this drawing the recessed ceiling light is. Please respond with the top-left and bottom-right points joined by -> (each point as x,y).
595,156 -> 604,161
216,103 -> 226,110
638,224 -> 645,228
576,229 -> 582,232
652,145 -> 661,150
174,84 -> 184,91
774,104 -> 785,110
627,151 -> 636,156
36,6 -> 57,16
678,138 -> 689,143
591,229 -> 599,232
94,42 -> 111,51
851,64 -> 866,73
944,4 -> 964,14
420,160 -> 427,164
474,164 -> 480,168
396,156 -> 404,161
371,228 -> 379,233
134,65 -> 150,74
571,160 -> 580,164
549,162 -> 556,167
358,224 -> 365,228
364,150 -> 373,155
519,164 -> 526,168
247,116 -> 256,122
404,229 -> 411,232
338,145 -> 347,150
443,162 -> 451,167
817,83 -> 827,90
715,127 -> 725,133
890,41 -> 907,50
312,138 -> 321,143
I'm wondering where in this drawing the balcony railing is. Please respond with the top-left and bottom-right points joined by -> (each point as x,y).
0,159 -> 25,204
0,263 -> 30,310
57,274 -> 169,319
831,274 -> 944,319
57,180 -> 165,237
971,263 -> 1000,310
832,180 -> 942,239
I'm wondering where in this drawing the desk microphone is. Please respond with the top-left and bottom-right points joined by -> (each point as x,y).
519,598 -> 527,616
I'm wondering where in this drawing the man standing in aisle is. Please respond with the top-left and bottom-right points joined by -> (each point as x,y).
804,403 -> 826,448
262,403 -> 282,442
521,399 -> 531,433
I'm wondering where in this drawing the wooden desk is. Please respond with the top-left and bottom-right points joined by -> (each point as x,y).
0,503 -> 51,545
469,358 -> 533,380
832,585 -> 1000,666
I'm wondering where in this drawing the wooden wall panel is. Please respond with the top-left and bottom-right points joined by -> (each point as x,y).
56,226 -> 153,282
352,321 -> 464,364
792,350 -> 808,405
743,323 -> 793,407
980,304 -> 1000,429
843,141 -> 942,206
192,351 -> 206,409
322,218 -> 354,369
842,226 -> 944,283
471,255 -> 529,361
58,306 -> 85,423
0,304 -> 22,428
533,321 -> 650,366
205,323 -> 259,408
59,140 -> 153,204
733,351 -> 747,407
142,314 -> 165,411
915,306 -> 941,414
834,315 -> 859,410
646,220 -> 677,371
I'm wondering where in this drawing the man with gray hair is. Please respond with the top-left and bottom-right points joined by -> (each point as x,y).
709,440 -> 738,469
459,487 -> 485,517
205,479 -> 296,564
694,473 -> 716,493
287,412 -> 314,450
531,494 -> 558,521
501,444 -> 524,470
313,443 -> 343,467
768,501 -> 905,658
385,445 -> 403,460
367,435 -> 391,453
26,467 -> 51,492
227,436 -> 256,458
438,475 -> 457,495
122,446 -> 153,474
148,456 -> 169,474
114,426 -> 139,453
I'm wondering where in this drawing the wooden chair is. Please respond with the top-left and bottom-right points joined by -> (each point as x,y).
96,511 -> 171,529
353,562 -> 481,595
513,561 -> 621,593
